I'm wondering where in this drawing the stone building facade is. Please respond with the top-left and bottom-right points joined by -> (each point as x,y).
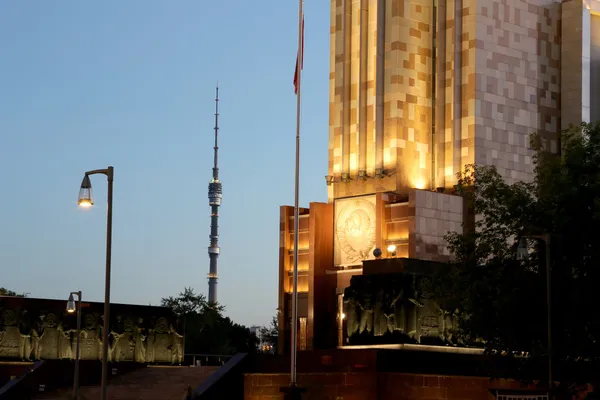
278,0 -> 600,354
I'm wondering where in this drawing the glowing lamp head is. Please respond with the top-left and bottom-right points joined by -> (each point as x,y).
66,294 -> 76,313
78,175 -> 94,207
341,313 -> 346,320
387,244 -> 397,257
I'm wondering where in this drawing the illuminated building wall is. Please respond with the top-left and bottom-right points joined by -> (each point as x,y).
277,203 -> 335,353
328,0 -> 436,199
279,0 -> 600,354
277,191 -> 462,353
327,0 -> 568,198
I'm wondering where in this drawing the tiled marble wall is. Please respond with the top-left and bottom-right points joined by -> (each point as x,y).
472,0 -> 561,184
328,0 -> 573,194
329,0 -> 435,199
385,0 -> 434,190
409,189 -> 463,262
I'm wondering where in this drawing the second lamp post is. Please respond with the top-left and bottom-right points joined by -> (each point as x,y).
67,291 -> 82,400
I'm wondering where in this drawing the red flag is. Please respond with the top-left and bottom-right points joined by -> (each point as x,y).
293,16 -> 304,94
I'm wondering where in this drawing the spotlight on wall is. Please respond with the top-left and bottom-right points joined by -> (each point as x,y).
325,175 -> 334,186
357,170 -> 368,181
373,248 -> 382,258
375,168 -> 386,179
341,173 -> 351,183
387,244 -> 397,257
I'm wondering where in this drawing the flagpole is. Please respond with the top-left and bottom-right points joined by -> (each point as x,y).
290,0 -> 303,396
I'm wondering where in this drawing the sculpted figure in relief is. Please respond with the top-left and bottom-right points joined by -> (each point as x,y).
31,329 -> 44,360
343,296 -> 359,337
373,288 -> 387,336
168,324 -> 183,365
57,324 -> 73,359
31,315 -> 46,360
382,288 -> 402,334
133,318 -> 146,363
96,316 -> 113,362
145,328 -> 155,364
358,295 -> 373,334
110,331 -> 125,362
110,315 -> 126,362
18,311 -> 32,361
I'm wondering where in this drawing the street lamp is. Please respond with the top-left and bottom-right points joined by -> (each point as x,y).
67,291 -> 82,400
77,166 -> 114,400
517,234 -> 552,397
387,244 -> 397,257
78,175 -> 93,207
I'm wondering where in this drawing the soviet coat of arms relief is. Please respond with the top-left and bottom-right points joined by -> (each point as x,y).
334,195 -> 377,266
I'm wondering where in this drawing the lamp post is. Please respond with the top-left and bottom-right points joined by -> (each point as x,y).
67,291 -> 82,400
518,234 -> 552,398
77,166 -> 113,400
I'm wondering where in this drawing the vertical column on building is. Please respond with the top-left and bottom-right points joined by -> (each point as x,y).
561,0 -> 591,130
435,0 -> 446,189
358,0 -> 369,176
308,202 -> 335,350
331,0 -> 441,193
442,0 -> 459,185
330,0 -> 382,192
452,0 -> 462,182
366,0 -> 378,177
349,0 -> 360,176
331,0 -> 345,191
328,0 -> 338,202
383,0 -> 395,175
375,0 -> 385,173
342,0 -> 352,177
385,0 -> 435,191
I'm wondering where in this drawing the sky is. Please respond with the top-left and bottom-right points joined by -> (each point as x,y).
0,1 -> 330,327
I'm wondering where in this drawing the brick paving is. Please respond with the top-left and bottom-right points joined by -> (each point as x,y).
33,365 -> 218,400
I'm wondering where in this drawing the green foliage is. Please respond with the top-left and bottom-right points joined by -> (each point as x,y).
161,287 -> 257,355
0,288 -> 26,297
259,313 -> 279,352
434,123 -> 600,375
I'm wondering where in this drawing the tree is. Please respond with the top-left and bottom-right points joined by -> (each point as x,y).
0,288 -> 26,297
433,123 -> 600,380
259,314 -> 279,353
161,287 -> 257,356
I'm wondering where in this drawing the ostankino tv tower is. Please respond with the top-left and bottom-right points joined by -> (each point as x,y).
207,86 -> 222,304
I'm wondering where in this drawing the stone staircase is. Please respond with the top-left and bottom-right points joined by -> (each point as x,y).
32,365 -> 218,400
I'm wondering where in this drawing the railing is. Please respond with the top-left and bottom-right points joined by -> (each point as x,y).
191,353 -> 248,400
184,353 -> 235,367
0,361 -> 45,400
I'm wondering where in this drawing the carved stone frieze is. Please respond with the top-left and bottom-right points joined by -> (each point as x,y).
0,297 -> 182,363
343,271 -> 459,346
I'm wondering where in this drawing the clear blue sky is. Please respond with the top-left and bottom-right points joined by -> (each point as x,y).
0,1 -> 329,327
